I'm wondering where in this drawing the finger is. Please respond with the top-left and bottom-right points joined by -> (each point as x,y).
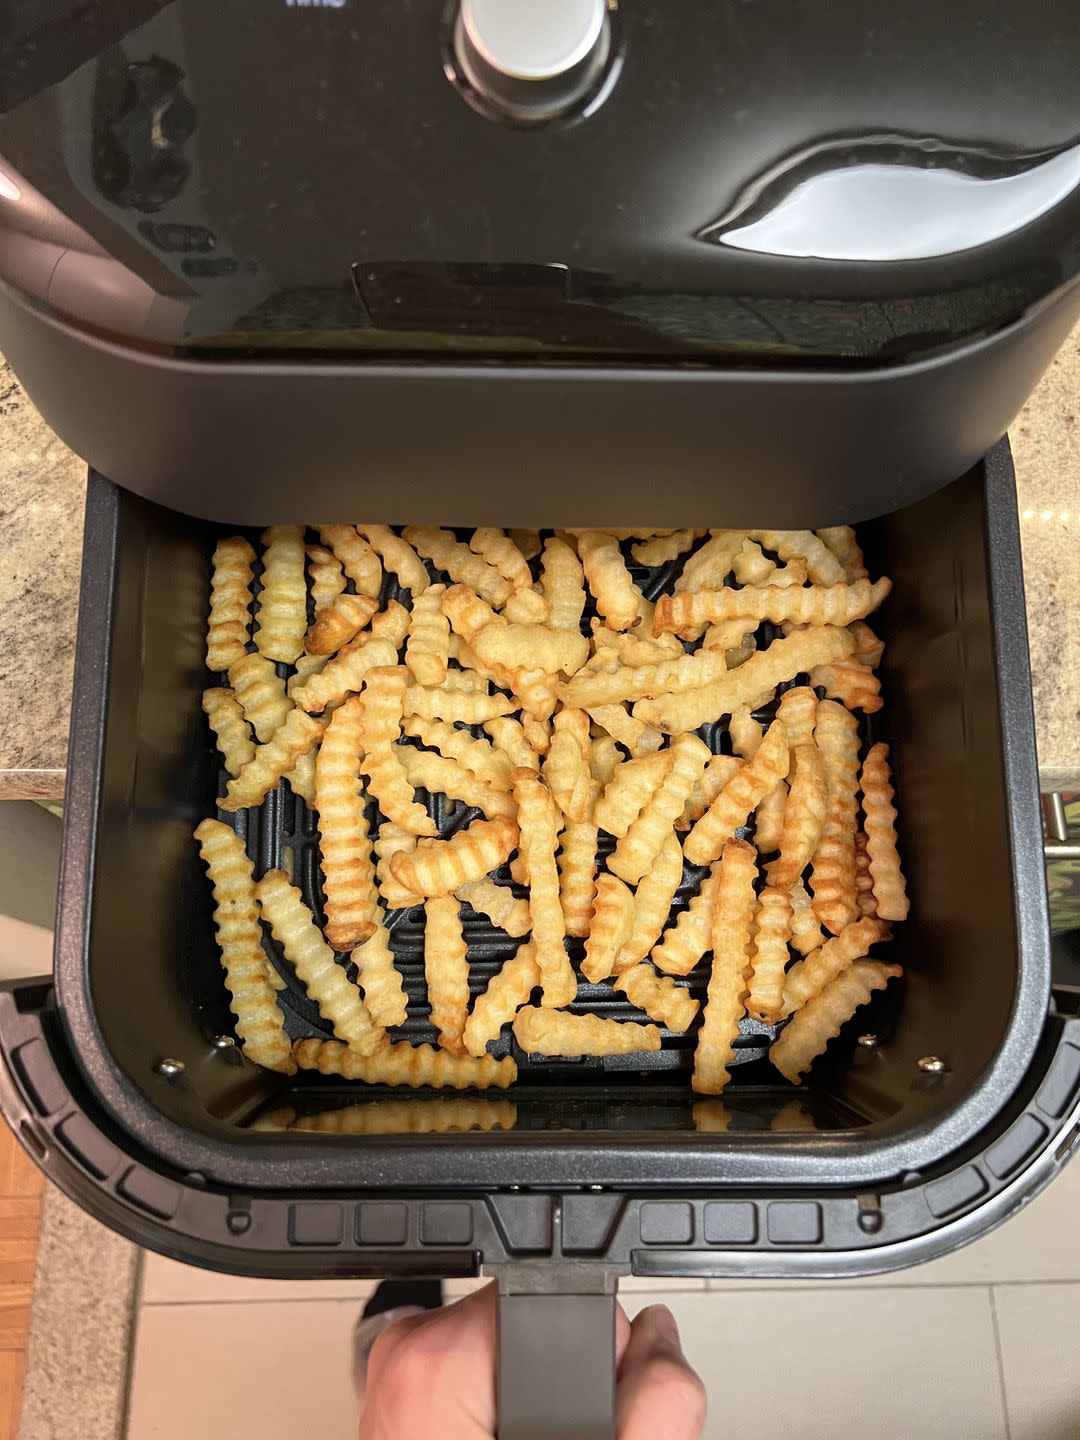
616,1305 -> 707,1440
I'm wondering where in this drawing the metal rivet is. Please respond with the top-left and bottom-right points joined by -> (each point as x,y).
588,1184 -> 603,1192
211,1035 -> 236,1049
226,1211 -> 252,1235
154,1058 -> 185,1078
917,1055 -> 946,1074
857,1034 -> 878,1048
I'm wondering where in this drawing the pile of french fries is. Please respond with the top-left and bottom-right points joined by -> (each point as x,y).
196,523 -> 907,1095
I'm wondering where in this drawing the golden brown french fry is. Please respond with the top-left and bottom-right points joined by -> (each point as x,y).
405,583 -> 450,687
306,543 -> 346,616
469,528 -> 533,591
442,583 -> 503,646
789,879 -> 826,956
578,531 -> 639,631
293,1037 -> 517,1089
255,869 -> 384,1054
397,745 -> 516,820
651,864 -> 720,976
542,707 -> 594,822
484,717 -> 540,772
770,960 -> 902,1083
848,621 -> 884,669
351,922 -> 409,1029
404,685 -> 517,725
585,704 -> 664,758
288,651 -> 329,698
355,525 -> 430,594
731,539 -> 777,586
677,755 -> 745,830
746,530 -> 845,585
424,896 -> 469,1056
810,699 -> 860,933
811,661 -> 883,713
594,751 -> 672,838
610,733 -> 710,883
304,592 -> 379,656
357,667 -> 437,836
207,536 -> 255,672
513,1006 -> 661,1057
591,627 -> 684,666
692,838 -> 756,1095
631,530 -> 701,566
581,873 -> 635,982
816,526 -> 868,581
745,886 -> 794,1024
402,715 -> 511,788
318,525 -> 383,597
374,822 -> 422,908
558,646 -> 731,709
290,635 -> 401,715
389,815 -> 519,897
654,577 -> 890,633
754,781 -> 788,854
854,831 -> 878,918
588,734 -> 622,788
472,622 -> 589,679
615,964 -> 700,1032
617,830 -> 684,969
315,694 -> 379,950
729,706 -> 763,759
511,768 -> 576,1007
674,531 -> 744,593
768,743 -> 828,889
202,687 -> 256,778
776,685 -> 818,747
541,537 -> 587,632
228,651 -> 291,742
253,526 -> 307,663
499,587 -> 551,625
782,916 -> 892,1014
403,527 -> 513,604
220,708 -> 324,811
457,877 -> 532,937
860,742 -> 909,921
370,599 -> 412,649
463,943 -> 541,1057
194,820 -> 294,1073
683,721 -> 788,866
558,816 -> 598,939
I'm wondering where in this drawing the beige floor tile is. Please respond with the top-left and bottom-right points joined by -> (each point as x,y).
620,1286 -> 1006,1440
140,1250 -> 380,1305
994,1282 -> 1080,1440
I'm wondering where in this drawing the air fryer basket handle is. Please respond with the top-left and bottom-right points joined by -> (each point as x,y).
495,1267 -> 619,1440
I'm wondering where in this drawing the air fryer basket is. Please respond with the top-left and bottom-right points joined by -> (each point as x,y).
2,443 -> 1079,1297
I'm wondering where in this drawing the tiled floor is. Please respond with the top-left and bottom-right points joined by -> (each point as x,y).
127,1154 -> 1080,1439
0,1118 -> 45,1440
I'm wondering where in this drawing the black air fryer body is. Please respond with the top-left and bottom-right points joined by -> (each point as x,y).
1,1 -> 1080,521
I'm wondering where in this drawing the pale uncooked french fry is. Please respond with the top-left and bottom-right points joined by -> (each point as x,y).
816,526 -> 868,581
370,600 -> 412,649
203,687 -> 256,778
745,886 -> 794,1024
677,755 -> 744,830
457,877 -> 532,937
511,769 -> 576,1006
306,544 -> 345,617
592,627 -> 684,666
472,622 -> 589,679
318,525 -> 382,598
402,715 -> 511,788
424,896 -> 469,1056
746,529 -> 845,585
578,531 -> 639,630
588,734 -> 622,788
617,830 -> 684,970
375,822 -> 421,908
683,721 -> 788,866
810,699 -> 860,933
581,873 -> 635,982
860,742 -> 909,921
768,743 -> 828,890
610,734 -> 710,883
585,704 -> 664,758
542,707 -> 594,822
389,816 -> 519,897
351,923 -> 409,1029
404,685 -> 517,725
397,745 -> 516,820
594,751 -> 672,838
194,820 -> 294,1073
513,1006 -> 660,1058
810,661 -> 883,713
732,539 -> 777,586
789,879 -> 826,956
221,708 -> 324,811
252,527 -> 307,663
463,943 -> 541,1058
304,592 -> 379,656
631,530 -> 701,566
229,651 -> 291,742
405,583 -> 450,687
290,635 -> 401,714
541,537 -> 586,632
854,831 -> 878,918
651,864 -> 720,976
615,964 -> 700,1032
770,960 -> 902,1083
501,588 -> 551,625
782,916 -> 892,1014
357,667 -> 437,835
469,528 -> 533,591
293,1037 -> 517,1088
700,618 -> 758,654
653,577 -> 890,633
403,527 -> 513,604
207,536 -> 255,672
558,816 -> 598,939
484,717 -> 540,772
692,839 -> 755,1095
315,694 -> 379,950
255,870 -> 383,1054
674,531 -> 744,593
355,525 -> 430,594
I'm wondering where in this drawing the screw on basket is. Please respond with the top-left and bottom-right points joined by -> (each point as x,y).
857,1034 -> 878,1048
917,1055 -> 947,1074
154,1057 -> 185,1078
210,1035 -> 236,1049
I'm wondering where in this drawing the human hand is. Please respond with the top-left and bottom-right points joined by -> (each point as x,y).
358,1282 -> 706,1439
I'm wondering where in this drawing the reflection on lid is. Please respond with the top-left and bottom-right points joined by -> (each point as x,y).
250,1096 -> 517,1135
699,136 -> 1080,262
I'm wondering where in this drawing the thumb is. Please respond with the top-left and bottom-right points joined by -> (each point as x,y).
616,1305 -> 707,1440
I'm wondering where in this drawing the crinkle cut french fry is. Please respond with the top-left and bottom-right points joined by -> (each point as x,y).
776,685 -> 818,748
290,635 -> 401,715
473,622 -> 589,679
513,1006 -> 661,1058
306,544 -> 345,616
288,651 -> 329,698
617,830 -> 684,970
484,717 -> 540,772
653,577 -> 890,633
591,628 -> 684,666
541,537 -> 586,632
782,916 -> 892,1014
632,625 -> 855,734
677,754 -> 744,830
770,960 -> 902,1083
585,704 -> 664,758
848,621 -> 884,669
229,651 -> 291,742
220,707 -> 324,811
692,838 -> 756,1095
305,592 -> 379,656
469,528 -> 533,591
811,661 -> 883,713
202,687 -> 256,778
729,706 -> 763,759
768,742 -> 828,890
293,1037 -> 517,1089
789,879 -> 826,956
581,873 -> 635,982
358,667 -> 438,836
318,525 -> 383,597
746,529 -> 845,585
816,526 -> 868,581
287,748 -> 318,805
254,869 -> 384,1054
315,694 -> 379,950
442,583 -> 503,646
511,529 -> 542,560
355,525 -> 430,594
610,733 -> 710,884
351,922 -> 409,1029
288,1097 -> 517,1134
511,768 -> 576,1007
542,707 -> 594,822
745,886 -> 794,1024
500,587 -> 551,625
375,822 -> 422,908
402,715 -> 511,788
700,618 -> 758,653
615,964 -> 700,1032
558,817 -> 598,939
510,669 -> 559,729
683,721 -> 788,866
854,831 -> 878,918
404,684 -> 517,725
594,751 -> 672,838
424,896 -> 470,1057
397,744 -> 516,820
577,530 -> 640,631
457,877 -> 532,937
389,816 -> 519,897
403,527 -> 513,604
810,699 -> 860,933
370,599 -> 412,649
255,526 -> 307,662
651,864 -> 720,976
860,742 -> 909,921
463,943 -> 541,1058
588,734 -> 621,788
207,536 -> 255,672
193,820 -> 294,1073
405,583 -> 450,687
631,530 -> 701,566
559,645 -> 730,709
754,780 -> 787,854
674,530 -> 744,593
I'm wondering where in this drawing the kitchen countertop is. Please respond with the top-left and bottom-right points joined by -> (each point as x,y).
0,344 -> 1077,800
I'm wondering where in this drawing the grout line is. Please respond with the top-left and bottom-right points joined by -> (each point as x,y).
988,1287 -> 1014,1440
703,1276 -> 1080,1292
117,1250 -> 146,1440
